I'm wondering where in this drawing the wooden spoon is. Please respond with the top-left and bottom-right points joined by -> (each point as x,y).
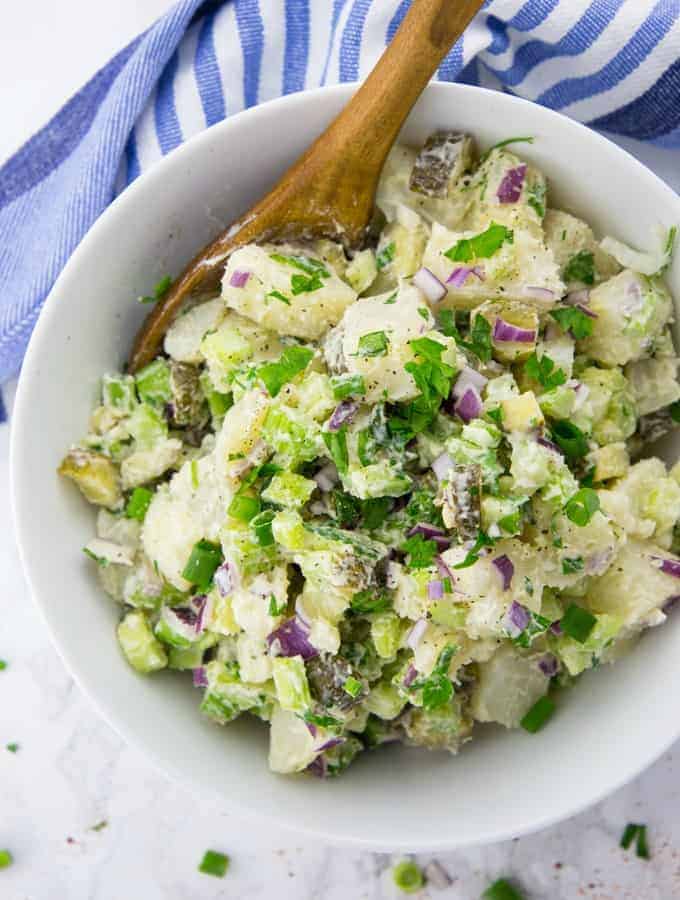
129,0 -> 484,372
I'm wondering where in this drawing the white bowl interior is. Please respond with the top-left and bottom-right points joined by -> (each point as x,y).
11,83 -> 680,850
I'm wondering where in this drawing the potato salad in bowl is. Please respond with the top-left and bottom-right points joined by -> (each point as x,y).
59,132 -> 680,778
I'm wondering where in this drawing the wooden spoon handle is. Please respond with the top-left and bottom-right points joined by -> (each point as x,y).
128,0 -> 483,372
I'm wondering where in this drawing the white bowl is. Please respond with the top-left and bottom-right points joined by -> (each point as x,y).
11,83 -> 680,851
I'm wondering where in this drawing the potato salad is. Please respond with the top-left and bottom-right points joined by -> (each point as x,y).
60,132 -> 680,777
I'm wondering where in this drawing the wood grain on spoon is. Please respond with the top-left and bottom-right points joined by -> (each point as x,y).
129,0 -> 484,373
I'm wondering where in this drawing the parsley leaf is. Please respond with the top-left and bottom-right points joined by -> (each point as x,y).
257,345 -> 314,397
563,250 -> 595,285
551,420 -> 589,458
356,331 -> 389,357
460,313 -> 493,362
269,253 -> 330,277
437,309 -> 459,339
550,306 -> 594,340
453,531 -> 495,569
266,289 -> 291,305
479,136 -> 534,163
138,274 -> 172,304
527,181 -> 546,219
376,242 -> 396,270
361,497 -> 392,530
444,222 -> 514,263
409,645 -> 457,710
268,594 -> 287,616
291,271 -> 324,294
331,373 -> 366,400
323,427 -> 349,474
350,588 -> 392,614
524,352 -> 567,390
401,533 -> 438,569
565,488 -> 600,526
562,556 -> 585,575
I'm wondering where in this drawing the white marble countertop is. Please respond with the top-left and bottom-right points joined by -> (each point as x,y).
3,3 -> 680,898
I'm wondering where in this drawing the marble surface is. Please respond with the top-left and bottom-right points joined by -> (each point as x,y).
3,3 -> 680,896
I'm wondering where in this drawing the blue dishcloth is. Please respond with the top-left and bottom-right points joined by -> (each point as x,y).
1,0 -> 680,400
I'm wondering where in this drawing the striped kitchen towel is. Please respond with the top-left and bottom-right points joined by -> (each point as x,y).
1,0 -> 679,411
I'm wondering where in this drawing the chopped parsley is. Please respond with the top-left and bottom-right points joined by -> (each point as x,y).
551,420 -> 589,458
0,850 -> 13,870
6,743 -> 19,753
565,488 -> 600,526
513,611 -> 551,648
266,289 -> 291,305
90,820 -> 108,832
480,135 -> 534,163
563,249 -> 595,285
669,400 -> 680,423
291,271 -> 324,294
483,878 -> 525,900
417,306 -> 430,321
392,860 -> 424,894
257,345 -> 314,397
350,588 -> 392,615
444,222 -> 514,263
331,373 -> 365,400
439,310 -> 492,363
138,274 -> 172,304
405,337 -> 455,408
527,181 -> 546,219
198,850 -> 230,878
561,556 -> 584,575
304,711 -> 342,729
376,241 -> 396,270
453,531 -> 495,569
410,645 -> 456,710
524,352 -> 567,390
550,306 -> 595,340
269,253 -> 329,277
332,490 -> 361,528
268,594 -> 287,616
520,695 -> 555,733
560,603 -> 596,642
323,427 -> 349,474
620,823 -> 650,859
356,331 -> 389,357
383,291 -> 398,304
661,225 -> 677,271
361,497 -> 392,530
401,533 -> 438,569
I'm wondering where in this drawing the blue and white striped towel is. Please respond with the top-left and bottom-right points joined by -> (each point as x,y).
1,0 -> 680,420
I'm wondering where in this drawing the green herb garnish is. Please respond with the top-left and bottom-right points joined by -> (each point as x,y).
198,850 -> 230,878
343,676 -> 362,698
332,490 -> 361,528
401,533 -> 438,569
125,487 -> 153,521
483,877 -> 525,900
361,497 -> 391,530
6,743 -> 19,753
228,492 -> 261,522
444,222 -> 514,263
480,135 -> 534,163
331,373 -> 365,400
251,509 -> 275,546
560,602 -> 596,643
565,488 -> 600,526
350,588 -> 392,615
410,645 -> 456,710
453,531 -> 495,569
620,823 -> 650,859
268,594 -> 287,616
563,250 -> 595,285
0,850 -> 13,870
181,540 -> 223,591
392,860 -> 425,894
257,345 -> 314,397
356,331 -> 389,357
551,420 -> 589,458
550,306 -> 595,340
376,242 -> 396,270
323,427 -> 349,475
520,695 -> 555,733
266,289 -> 291,305
561,556 -> 584,575
269,253 -> 329,277
524,352 -> 567,390
291,272 -> 324,294
138,274 -> 172,304
527,181 -> 546,219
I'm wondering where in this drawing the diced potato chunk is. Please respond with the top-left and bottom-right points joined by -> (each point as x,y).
164,297 -> 224,363
501,391 -> 544,432
589,443 -> 629,482
470,644 -> 549,728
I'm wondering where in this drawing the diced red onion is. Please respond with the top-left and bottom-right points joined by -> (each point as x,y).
435,555 -> 453,581
305,720 -> 318,738
313,462 -> 339,492
575,303 -> 598,319
537,435 -> 562,455
504,601 -> 530,637
492,554 -> 514,590
497,164 -> 527,203
550,620 -> 563,636
428,579 -> 444,601
214,562 -> 236,598
407,523 -> 450,550
538,654 -> 559,677
413,267 -> 447,303
452,365 -> 488,399
192,666 -> 208,687
447,266 -> 474,288
191,594 -> 209,633
432,452 -> 454,483
424,861 -> 453,890
492,317 -> 536,343
229,269 -> 251,288
328,399 -> 358,431
565,289 -> 591,306
650,556 -> 680,579
307,756 -> 327,778
267,615 -> 318,660
403,664 -> 418,688
316,736 -> 346,753
472,265 -> 486,281
523,286 -> 555,302
406,618 -> 428,650
454,386 -> 482,423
